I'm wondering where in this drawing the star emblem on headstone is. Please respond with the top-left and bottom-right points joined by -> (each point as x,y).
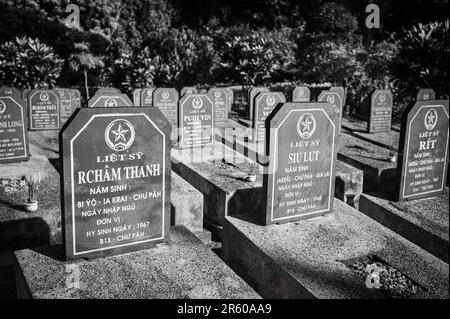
105,99 -> 117,107
297,113 -> 316,139
112,124 -> 128,142
300,117 -> 313,133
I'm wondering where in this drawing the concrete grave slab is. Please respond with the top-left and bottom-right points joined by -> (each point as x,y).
14,226 -> 260,299
223,199 -> 449,299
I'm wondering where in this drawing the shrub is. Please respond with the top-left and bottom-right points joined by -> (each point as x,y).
0,36 -> 63,88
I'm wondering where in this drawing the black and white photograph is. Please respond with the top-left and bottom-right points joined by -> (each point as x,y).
0,0 -> 448,307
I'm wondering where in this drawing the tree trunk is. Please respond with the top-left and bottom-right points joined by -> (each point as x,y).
84,69 -> 89,101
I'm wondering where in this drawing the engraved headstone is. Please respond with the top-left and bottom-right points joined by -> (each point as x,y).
88,94 -> 133,108
60,107 -> 171,260
71,89 -> 81,109
180,87 -> 197,97
153,88 -> 178,126
262,102 -> 337,225
292,86 -> 310,102
0,96 -> 29,163
368,89 -> 393,133
318,90 -> 343,134
56,88 -> 74,119
417,89 -> 436,101
252,92 -> 286,142
0,87 -> 21,99
178,94 -> 214,149
248,87 -> 270,120
208,87 -> 229,122
396,100 -> 449,201
28,89 -> 60,130
133,89 -> 142,106
140,88 -> 155,107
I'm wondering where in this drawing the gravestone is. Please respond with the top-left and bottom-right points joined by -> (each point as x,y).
178,94 -> 214,149
180,87 -> 197,97
153,88 -> 179,126
133,89 -> 142,106
292,86 -> 310,102
225,87 -> 234,112
252,92 -> 286,142
0,96 -> 29,163
318,90 -> 343,134
140,88 -> 155,107
28,89 -> 60,130
248,87 -> 270,120
21,89 -> 31,101
368,89 -> 393,133
95,87 -> 121,96
396,100 -> 449,201
208,87 -> 229,123
56,88 -> 73,119
88,94 -> 133,108
330,86 -> 345,104
71,89 -> 81,109
262,102 -> 337,225
0,87 -> 21,99
417,88 -> 436,101
60,107 -> 172,260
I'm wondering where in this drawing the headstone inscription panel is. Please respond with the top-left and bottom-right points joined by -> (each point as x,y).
88,94 -> 133,108
133,89 -> 142,106
262,102 -> 337,225
318,90 -> 343,134
396,100 -> 449,201
180,87 -> 197,97
252,92 -> 286,142
56,88 -> 74,119
178,94 -> 214,149
368,90 -> 393,133
248,87 -> 270,120
208,87 -> 229,122
60,107 -> 171,260
330,86 -> 346,104
153,88 -> 178,126
140,88 -> 155,107
0,96 -> 29,163
28,89 -> 60,130
292,86 -> 310,102
417,89 -> 436,101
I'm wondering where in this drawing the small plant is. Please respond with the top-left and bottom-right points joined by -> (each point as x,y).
25,172 -> 41,212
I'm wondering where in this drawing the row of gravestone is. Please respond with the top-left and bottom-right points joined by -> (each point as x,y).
57,96 -> 448,260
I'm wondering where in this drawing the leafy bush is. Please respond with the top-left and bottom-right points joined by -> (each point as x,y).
391,20 -> 449,98
306,2 -> 358,34
0,36 -> 63,88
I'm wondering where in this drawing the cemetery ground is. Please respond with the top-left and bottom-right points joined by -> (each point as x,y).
0,86 -> 448,300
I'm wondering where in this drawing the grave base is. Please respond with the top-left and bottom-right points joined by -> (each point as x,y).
359,190 -> 449,263
14,225 -> 259,299
223,200 -> 448,299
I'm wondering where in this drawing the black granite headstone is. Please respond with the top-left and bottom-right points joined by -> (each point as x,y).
153,88 -> 178,126
88,94 -> 133,108
368,90 -> 393,133
396,100 -> 449,201
292,86 -> 310,102
28,89 -> 60,130
0,96 -> 29,163
252,92 -> 286,142
262,102 -> 337,225
417,89 -> 436,101
60,107 -> 171,260
178,94 -> 214,149
318,90 -> 343,134
208,87 -> 229,122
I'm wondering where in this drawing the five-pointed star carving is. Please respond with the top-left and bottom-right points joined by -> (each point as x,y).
301,117 -> 312,132
106,100 -> 116,107
427,111 -> 436,125
112,124 -> 128,142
